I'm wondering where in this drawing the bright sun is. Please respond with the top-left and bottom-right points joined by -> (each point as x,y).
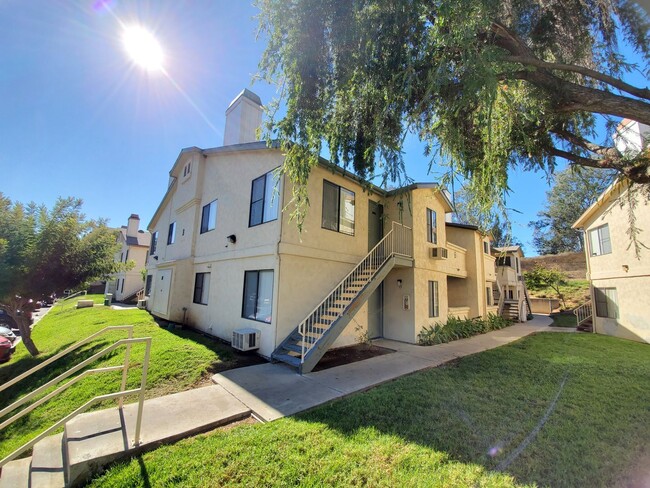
121,25 -> 164,71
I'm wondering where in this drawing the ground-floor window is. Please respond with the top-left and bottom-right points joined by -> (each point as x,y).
594,287 -> 618,319
486,286 -> 492,306
243,270 -> 274,323
193,272 -> 210,305
428,280 -> 439,318
145,275 -> 153,296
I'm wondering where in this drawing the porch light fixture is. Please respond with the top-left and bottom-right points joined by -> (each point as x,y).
227,234 -> 237,244
397,279 -> 403,288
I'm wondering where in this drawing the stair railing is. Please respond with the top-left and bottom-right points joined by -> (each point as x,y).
61,290 -> 87,301
574,301 -> 593,327
298,222 -> 412,362
0,326 -> 151,467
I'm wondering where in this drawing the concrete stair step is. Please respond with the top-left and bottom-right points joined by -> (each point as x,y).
31,433 -> 65,488
0,457 -> 31,488
272,354 -> 301,367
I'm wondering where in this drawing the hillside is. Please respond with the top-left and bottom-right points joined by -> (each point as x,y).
521,251 -> 587,280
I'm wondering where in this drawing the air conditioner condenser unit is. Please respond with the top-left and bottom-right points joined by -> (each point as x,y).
232,328 -> 261,351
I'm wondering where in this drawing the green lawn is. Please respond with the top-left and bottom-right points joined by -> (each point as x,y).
91,333 -> 650,488
0,295 -> 257,461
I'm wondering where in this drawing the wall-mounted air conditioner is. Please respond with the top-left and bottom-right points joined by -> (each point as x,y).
431,247 -> 448,259
232,328 -> 261,351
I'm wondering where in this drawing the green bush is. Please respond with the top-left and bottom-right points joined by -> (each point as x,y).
418,314 -> 512,345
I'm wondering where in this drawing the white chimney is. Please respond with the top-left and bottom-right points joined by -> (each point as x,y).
223,89 -> 263,146
126,214 -> 140,237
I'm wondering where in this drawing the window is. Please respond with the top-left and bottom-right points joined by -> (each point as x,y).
242,270 -> 274,323
515,257 -> 519,273
589,224 -> 612,256
125,250 -> 129,262
426,208 -> 437,244
322,180 -> 355,235
193,272 -> 210,305
120,279 -> 124,293
182,161 -> 191,178
167,222 -> 176,245
486,287 -> 492,306
145,275 -> 153,296
249,170 -> 280,227
483,241 -> 489,254
594,287 -> 618,319
150,232 -> 158,255
428,280 -> 439,317
200,200 -> 217,234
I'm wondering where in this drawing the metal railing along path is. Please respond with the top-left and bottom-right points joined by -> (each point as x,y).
574,300 -> 593,327
298,221 -> 412,362
0,326 -> 151,467
61,290 -> 87,301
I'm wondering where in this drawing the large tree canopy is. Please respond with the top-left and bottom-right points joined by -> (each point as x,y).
0,194 -> 120,355
257,0 -> 650,221
529,167 -> 616,254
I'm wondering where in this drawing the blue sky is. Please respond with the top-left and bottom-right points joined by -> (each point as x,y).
0,1 -> 638,255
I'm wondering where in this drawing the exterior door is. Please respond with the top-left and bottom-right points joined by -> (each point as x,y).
152,269 -> 172,316
368,201 -> 384,338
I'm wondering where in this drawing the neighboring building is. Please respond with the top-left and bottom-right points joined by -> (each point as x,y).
492,246 -> 531,322
105,214 -> 151,303
613,119 -> 650,158
572,179 -> 650,344
145,89 -> 497,373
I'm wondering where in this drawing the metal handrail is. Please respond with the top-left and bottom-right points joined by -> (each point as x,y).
0,325 -> 135,393
574,301 -> 593,326
61,290 -> 87,301
0,327 -> 151,467
298,222 -> 412,362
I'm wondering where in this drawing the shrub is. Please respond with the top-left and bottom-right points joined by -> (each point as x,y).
418,314 -> 512,345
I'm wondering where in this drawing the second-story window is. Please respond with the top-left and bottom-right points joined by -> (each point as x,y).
200,200 -> 217,234
483,241 -> 489,254
167,222 -> 176,245
589,224 -> 612,256
426,208 -> 437,244
322,180 -> 355,235
150,232 -> 158,255
249,170 -> 280,227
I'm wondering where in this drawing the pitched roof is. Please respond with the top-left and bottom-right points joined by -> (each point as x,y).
572,179 -> 625,230
119,228 -> 151,247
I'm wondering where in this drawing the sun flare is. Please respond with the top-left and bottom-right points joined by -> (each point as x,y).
121,25 -> 164,71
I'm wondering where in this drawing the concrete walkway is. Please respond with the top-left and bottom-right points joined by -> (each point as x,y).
213,315 -> 555,421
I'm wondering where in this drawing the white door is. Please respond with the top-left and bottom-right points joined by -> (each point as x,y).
152,269 -> 172,316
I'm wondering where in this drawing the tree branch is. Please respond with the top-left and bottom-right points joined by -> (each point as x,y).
549,147 -> 650,183
502,56 -> 650,101
551,129 -> 619,158
490,22 -> 650,125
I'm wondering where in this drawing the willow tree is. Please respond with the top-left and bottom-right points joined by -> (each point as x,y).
256,0 -> 650,223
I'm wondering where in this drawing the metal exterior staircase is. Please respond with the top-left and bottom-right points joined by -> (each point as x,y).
272,222 -> 412,374
574,300 -> 593,332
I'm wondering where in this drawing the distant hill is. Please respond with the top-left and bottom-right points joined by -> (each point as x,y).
521,252 -> 587,280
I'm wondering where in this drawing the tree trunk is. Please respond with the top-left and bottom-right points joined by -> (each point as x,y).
15,314 -> 39,356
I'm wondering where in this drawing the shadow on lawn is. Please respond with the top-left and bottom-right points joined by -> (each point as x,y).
295,334 -> 650,487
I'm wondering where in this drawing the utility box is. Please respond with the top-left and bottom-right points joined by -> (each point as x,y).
104,294 -> 112,306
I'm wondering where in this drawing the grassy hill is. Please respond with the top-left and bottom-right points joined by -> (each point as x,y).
521,251 -> 587,280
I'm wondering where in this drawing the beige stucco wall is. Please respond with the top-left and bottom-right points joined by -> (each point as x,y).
590,276 -> 650,343
580,183 -> 650,343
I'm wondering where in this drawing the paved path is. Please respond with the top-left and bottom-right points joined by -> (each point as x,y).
213,315 -> 555,421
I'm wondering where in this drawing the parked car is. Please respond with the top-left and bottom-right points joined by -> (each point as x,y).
0,326 -> 16,342
0,336 -> 13,363
0,309 -> 17,330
